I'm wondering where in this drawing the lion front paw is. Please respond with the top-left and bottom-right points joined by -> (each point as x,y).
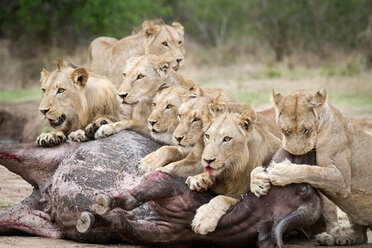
68,129 -> 88,143
186,174 -> 213,192
138,153 -> 163,174
267,159 -> 294,186
191,204 -> 220,235
315,226 -> 365,246
36,132 -> 66,147
94,124 -> 116,139
85,118 -> 112,139
250,166 -> 271,197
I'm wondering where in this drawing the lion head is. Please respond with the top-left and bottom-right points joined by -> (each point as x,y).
117,54 -> 190,106
201,106 -> 257,177
148,86 -> 193,144
141,20 -> 185,70
272,89 -> 327,155
38,59 -> 92,134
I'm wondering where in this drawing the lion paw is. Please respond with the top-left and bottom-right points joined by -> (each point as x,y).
85,118 -> 112,139
138,153 -> 163,174
94,124 -> 116,139
266,159 -> 294,186
316,227 -> 364,246
191,204 -> 220,235
68,129 -> 88,142
186,174 -> 213,192
155,166 -> 171,174
250,166 -> 271,197
36,132 -> 66,147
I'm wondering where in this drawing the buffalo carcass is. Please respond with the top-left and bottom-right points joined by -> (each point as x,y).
0,131 -> 321,247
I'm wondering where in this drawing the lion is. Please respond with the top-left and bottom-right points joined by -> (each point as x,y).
138,92 -> 276,176
185,103 -> 281,235
250,89 -> 372,245
88,19 -> 185,86
36,59 -> 125,147
93,54 -> 203,140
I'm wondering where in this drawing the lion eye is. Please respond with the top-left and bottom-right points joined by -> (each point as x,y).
178,41 -> 182,45
205,134 -> 210,139
41,88 -> 46,94
152,102 -> 156,107
223,136 -> 232,142
165,104 -> 174,110
123,73 -> 127,78
137,74 -> 145,80
304,128 -> 310,135
162,41 -> 168,47
282,128 -> 290,136
177,114 -> 182,120
57,88 -> 65,94
192,118 -> 200,123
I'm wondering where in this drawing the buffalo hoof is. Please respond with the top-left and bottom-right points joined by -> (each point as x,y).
76,211 -> 95,233
95,193 -> 112,216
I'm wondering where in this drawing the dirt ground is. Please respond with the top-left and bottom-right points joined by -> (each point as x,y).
0,102 -> 372,247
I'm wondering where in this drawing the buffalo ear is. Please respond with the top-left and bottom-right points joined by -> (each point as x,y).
237,106 -> 257,133
208,94 -> 227,117
40,68 -> 50,82
172,22 -> 184,36
69,68 -> 89,87
309,88 -> 327,108
272,89 -> 284,107
143,20 -> 157,38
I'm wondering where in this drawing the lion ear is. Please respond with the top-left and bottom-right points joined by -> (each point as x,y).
237,107 -> 257,133
157,54 -> 176,78
208,94 -> 227,117
40,68 -> 50,82
310,88 -> 327,108
143,20 -> 157,38
272,89 -> 284,107
69,68 -> 89,87
172,22 -> 184,36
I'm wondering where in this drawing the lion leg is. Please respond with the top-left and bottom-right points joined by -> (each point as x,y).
191,195 -> 239,235
84,116 -> 115,139
186,171 -> 214,192
36,130 -> 66,147
95,120 -> 149,139
138,146 -> 187,174
155,151 -> 203,177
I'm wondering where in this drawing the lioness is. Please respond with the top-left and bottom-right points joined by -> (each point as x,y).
251,89 -> 372,245
36,59 -> 125,147
186,104 -> 281,235
89,19 -> 185,85
94,54 -> 197,139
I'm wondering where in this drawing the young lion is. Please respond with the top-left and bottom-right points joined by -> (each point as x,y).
251,89 -> 372,245
94,54 -> 197,139
186,104 -> 281,235
36,59 -> 125,147
89,19 -> 185,86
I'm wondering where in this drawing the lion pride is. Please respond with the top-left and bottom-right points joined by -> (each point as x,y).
88,19 -> 185,86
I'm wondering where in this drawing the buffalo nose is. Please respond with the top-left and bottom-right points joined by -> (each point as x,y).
149,120 -> 157,126
39,108 -> 50,115
203,158 -> 216,165
119,93 -> 128,99
174,136 -> 184,143
176,58 -> 182,64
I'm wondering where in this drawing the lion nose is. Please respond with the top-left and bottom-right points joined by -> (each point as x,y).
149,120 -> 157,126
176,58 -> 182,64
174,136 -> 184,143
203,158 -> 216,165
39,108 -> 50,115
119,93 -> 128,100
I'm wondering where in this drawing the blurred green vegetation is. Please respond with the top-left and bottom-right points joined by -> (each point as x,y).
0,0 -> 368,59
0,89 -> 41,102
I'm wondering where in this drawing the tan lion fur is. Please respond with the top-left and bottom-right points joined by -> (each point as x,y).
185,103 -> 281,235
88,19 -> 185,86
36,59 -> 125,147
251,89 -> 372,245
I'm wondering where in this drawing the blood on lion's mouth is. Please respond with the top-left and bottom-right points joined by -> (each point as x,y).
204,166 -> 213,175
48,114 -> 66,127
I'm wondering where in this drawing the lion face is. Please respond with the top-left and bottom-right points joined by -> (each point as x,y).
272,89 -> 327,155
38,60 -> 89,134
148,86 -> 191,144
202,108 -> 257,177
142,21 -> 185,71
172,97 -> 213,147
117,54 -> 178,106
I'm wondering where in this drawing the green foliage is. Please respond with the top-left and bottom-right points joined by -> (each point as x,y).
0,89 -> 41,102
